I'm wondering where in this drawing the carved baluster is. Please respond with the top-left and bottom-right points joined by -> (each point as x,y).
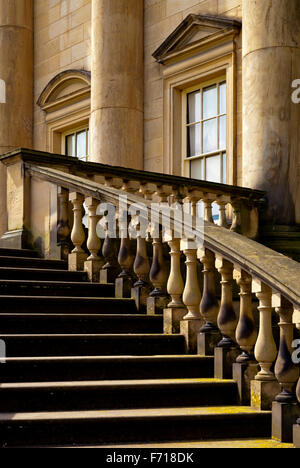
114,200 -> 135,297
100,229 -> 120,284
197,247 -> 221,356
181,242 -> 202,320
252,280 -> 277,381
296,320 -> 300,430
234,269 -> 257,362
216,195 -> 229,228
84,197 -> 103,282
230,197 -> 242,233
202,194 -> 216,223
117,209 -> 134,281
134,229 -> 150,288
57,187 -> 71,260
273,297 -> 299,403
167,238 -> 184,309
216,257 -> 238,347
68,192 -> 87,271
147,226 -> 169,314
198,248 -> 219,332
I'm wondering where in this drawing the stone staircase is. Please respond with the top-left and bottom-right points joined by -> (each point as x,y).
0,248 -> 272,447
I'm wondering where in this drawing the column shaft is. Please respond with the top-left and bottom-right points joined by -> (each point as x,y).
90,0 -> 144,169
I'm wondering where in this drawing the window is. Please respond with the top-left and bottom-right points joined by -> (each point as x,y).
64,127 -> 89,161
184,78 -> 227,184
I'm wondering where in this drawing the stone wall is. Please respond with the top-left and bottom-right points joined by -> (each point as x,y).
144,0 -> 242,184
32,0 -> 242,182
33,0 -> 91,151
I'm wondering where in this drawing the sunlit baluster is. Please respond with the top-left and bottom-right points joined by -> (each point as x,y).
84,197 -> 103,281
181,241 -> 202,321
252,280 -> 277,381
167,237 -> 184,308
68,192 -> 87,271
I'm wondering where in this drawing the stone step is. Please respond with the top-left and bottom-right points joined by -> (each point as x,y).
0,379 -> 238,413
0,280 -> 115,297
0,407 -> 271,447
0,248 -> 40,258
0,296 -> 137,315
1,355 -> 214,382
0,313 -> 163,334
0,267 -> 88,282
0,333 -> 186,357
0,256 -> 67,270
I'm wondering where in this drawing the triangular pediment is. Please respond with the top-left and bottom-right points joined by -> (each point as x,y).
153,14 -> 241,63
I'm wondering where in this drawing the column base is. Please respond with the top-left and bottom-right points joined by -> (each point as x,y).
272,401 -> 300,443
115,277 -> 134,298
293,423 -> 300,448
197,330 -> 222,357
180,319 -> 204,354
233,362 -> 259,406
214,346 -> 240,380
68,251 -> 88,272
251,380 -> 281,411
84,259 -> 104,282
147,295 -> 169,315
163,307 -> 187,334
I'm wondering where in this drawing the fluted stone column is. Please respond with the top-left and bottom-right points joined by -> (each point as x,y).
0,0 -> 33,239
90,0 -> 143,169
242,0 -> 300,224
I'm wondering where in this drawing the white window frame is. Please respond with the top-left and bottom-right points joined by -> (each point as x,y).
62,125 -> 90,161
182,76 -> 227,183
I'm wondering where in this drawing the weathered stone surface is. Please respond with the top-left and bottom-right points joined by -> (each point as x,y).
272,401 -> 300,443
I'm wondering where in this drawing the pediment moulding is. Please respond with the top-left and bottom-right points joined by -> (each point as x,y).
37,70 -> 91,114
153,14 -> 242,65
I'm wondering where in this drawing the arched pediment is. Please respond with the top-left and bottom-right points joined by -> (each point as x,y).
37,70 -> 91,112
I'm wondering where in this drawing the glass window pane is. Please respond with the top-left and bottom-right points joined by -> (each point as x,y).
203,118 -> 217,154
203,84 -> 217,120
76,131 -> 87,160
219,82 -> 226,115
190,158 -> 204,180
222,152 -> 227,184
66,134 -> 75,157
206,155 -> 221,183
219,115 -> 226,149
188,91 -> 201,123
187,124 -> 201,157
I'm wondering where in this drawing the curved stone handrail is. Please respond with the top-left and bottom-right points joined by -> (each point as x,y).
25,163 -> 300,310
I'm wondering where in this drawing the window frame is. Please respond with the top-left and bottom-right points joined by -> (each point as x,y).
62,125 -> 90,161
182,76 -> 227,183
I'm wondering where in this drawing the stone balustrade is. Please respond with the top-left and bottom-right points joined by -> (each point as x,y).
0,150 -> 300,445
